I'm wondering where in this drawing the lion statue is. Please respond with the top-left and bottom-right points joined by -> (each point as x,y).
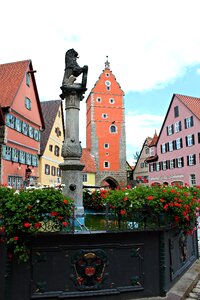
62,49 -> 88,87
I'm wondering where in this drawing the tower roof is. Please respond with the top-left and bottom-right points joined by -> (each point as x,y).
105,56 -> 110,70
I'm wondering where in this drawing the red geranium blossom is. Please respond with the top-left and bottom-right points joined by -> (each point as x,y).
147,195 -> 154,201
50,211 -> 58,217
24,222 -> 31,228
62,221 -> 68,227
120,209 -> 126,215
34,222 -> 42,229
63,199 -> 68,204
13,236 -> 19,241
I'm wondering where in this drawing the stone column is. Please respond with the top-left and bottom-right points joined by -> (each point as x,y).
59,85 -> 86,218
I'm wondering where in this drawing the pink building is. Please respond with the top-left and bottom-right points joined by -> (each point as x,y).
146,94 -> 200,186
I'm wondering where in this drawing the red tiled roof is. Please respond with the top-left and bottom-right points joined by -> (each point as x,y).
149,132 -> 158,147
0,60 -> 30,107
175,94 -> 200,119
81,149 -> 97,173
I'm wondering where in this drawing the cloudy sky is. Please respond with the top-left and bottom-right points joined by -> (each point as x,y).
1,0 -> 200,163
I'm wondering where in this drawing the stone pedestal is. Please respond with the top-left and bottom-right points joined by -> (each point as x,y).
59,84 -> 86,218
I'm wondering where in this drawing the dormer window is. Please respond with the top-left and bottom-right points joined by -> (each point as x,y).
26,72 -> 30,86
25,97 -> 32,110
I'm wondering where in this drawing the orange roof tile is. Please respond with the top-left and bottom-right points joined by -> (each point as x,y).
0,60 -> 30,107
81,148 -> 97,173
175,94 -> 200,119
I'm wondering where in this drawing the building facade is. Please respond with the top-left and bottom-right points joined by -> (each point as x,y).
147,94 -> 200,186
39,100 -> 64,186
0,60 -> 45,188
86,58 -> 127,188
133,136 -> 152,184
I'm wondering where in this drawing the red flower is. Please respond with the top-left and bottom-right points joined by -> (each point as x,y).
170,189 -> 176,193
147,195 -> 154,200
164,204 -> 169,211
0,226 -> 5,233
120,209 -> 126,215
174,216 -> 179,223
13,236 -> 19,241
27,205 -> 33,210
34,222 -> 41,229
63,199 -> 68,204
50,211 -> 58,217
62,221 -> 68,227
124,197 -> 128,201
24,222 -> 31,228
127,185 -> 131,189
58,216 -> 63,220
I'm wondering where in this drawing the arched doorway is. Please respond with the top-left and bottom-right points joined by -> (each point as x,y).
101,177 -> 119,190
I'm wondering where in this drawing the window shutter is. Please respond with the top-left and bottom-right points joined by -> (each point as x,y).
172,124 -> 174,134
187,156 -> 189,166
166,160 -> 170,169
194,154 -> 196,165
192,134 -> 195,145
160,145 -> 163,154
180,138 -> 183,148
185,136 -> 188,147
191,116 -> 194,126
181,157 -> 184,167
166,143 -> 169,152
175,158 -> 178,168
179,121 -> 182,131
184,118 -> 187,129
173,140 -> 176,150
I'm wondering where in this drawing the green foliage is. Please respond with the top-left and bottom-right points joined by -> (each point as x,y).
0,186 -> 74,262
84,184 -> 200,233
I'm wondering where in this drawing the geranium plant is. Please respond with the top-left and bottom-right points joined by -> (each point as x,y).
0,186 -> 74,262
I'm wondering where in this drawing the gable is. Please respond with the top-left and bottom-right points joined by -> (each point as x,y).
0,60 -> 45,129
91,70 -> 124,95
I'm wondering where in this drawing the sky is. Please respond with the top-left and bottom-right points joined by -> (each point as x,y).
1,0 -> 200,164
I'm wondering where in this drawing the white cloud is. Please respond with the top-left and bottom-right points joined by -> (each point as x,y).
1,0 -> 200,164
125,111 -> 164,163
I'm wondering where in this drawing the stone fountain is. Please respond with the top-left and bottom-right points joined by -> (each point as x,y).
59,49 -> 88,221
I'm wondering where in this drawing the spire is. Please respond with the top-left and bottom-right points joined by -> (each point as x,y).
105,56 -> 110,70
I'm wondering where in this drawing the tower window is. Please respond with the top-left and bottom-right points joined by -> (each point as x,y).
104,143 -> 109,148
109,98 -> 115,104
102,113 -> 108,119
110,125 -> 117,133
96,97 -> 102,103
105,73 -> 110,77
25,97 -> 32,110
26,72 -> 30,86
104,161 -> 110,168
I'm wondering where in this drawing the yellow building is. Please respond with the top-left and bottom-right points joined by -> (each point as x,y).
39,100 -> 64,186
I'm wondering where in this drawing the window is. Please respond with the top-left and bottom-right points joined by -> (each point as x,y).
19,151 -> 26,164
96,97 -> 102,103
55,127 -> 61,137
175,121 -> 182,133
109,98 -> 115,104
83,173 -> 88,182
176,138 -> 182,149
45,164 -> 50,175
110,125 -> 117,133
32,155 -> 38,167
8,176 -> 22,189
54,146 -> 60,157
15,118 -> 22,132
176,157 -> 184,168
26,72 -> 30,86
156,163 -> 160,171
149,164 -> 154,172
162,161 -> 167,170
57,168 -> 61,177
105,73 -> 110,77
161,144 -> 166,154
34,129 -> 39,141
22,122 -> 29,135
185,116 -> 194,129
104,143 -> 109,148
102,113 -> 108,119
186,134 -> 195,147
190,174 -> 196,186
51,166 -> 56,176
26,153 -> 32,165
104,161 -> 110,168
170,159 -> 175,169
105,80 -> 111,87
145,147 -> 149,154
2,146 -> 12,160
6,114 -> 15,128
11,148 -> 19,162
28,126 -> 34,138
49,145 -> 53,152
25,97 -> 32,110
140,162 -> 144,168
174,106 -> 179,117
168,141 -> 173,152
167,124 -> 174,136
187,154 -> 196,166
